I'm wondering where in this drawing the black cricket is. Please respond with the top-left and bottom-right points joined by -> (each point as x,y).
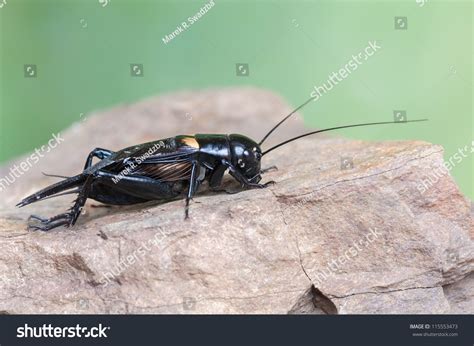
17,98 -> 427,231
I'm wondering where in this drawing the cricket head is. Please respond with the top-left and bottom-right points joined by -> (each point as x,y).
228,134 -> 262,183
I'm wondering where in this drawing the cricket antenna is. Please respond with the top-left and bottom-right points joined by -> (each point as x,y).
259,96 -> 315,146
262,119 -> 428,156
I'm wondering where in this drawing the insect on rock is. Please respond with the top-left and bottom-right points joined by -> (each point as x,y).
17,97 -> 427,231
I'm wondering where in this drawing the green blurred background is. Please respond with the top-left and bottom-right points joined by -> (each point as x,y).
0,0 -> 472,198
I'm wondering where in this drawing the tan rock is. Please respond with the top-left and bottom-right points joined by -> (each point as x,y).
0,88 -> 472,314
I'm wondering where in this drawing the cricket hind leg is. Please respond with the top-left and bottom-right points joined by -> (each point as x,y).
94,171 -> 180,201
29,170 -> 187,230
88,182 -> 150,205
83,148 -> 114,170
95,170 -> 196,219
28,175 -> 94,231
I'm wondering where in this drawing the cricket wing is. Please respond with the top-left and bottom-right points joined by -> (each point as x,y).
106,148 -> 197,183
133,161 -> 194,182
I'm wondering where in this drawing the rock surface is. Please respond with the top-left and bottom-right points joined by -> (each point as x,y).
0,87 -> 472,314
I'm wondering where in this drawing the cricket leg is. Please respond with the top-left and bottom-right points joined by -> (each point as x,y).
185,161 -> 200,219
222,160 -> 275,189
94,171 -> 179,200
260,165 -> 278,174
28,175 -> 94,231
83,148 -> 114,170
95,170 -> 197,218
